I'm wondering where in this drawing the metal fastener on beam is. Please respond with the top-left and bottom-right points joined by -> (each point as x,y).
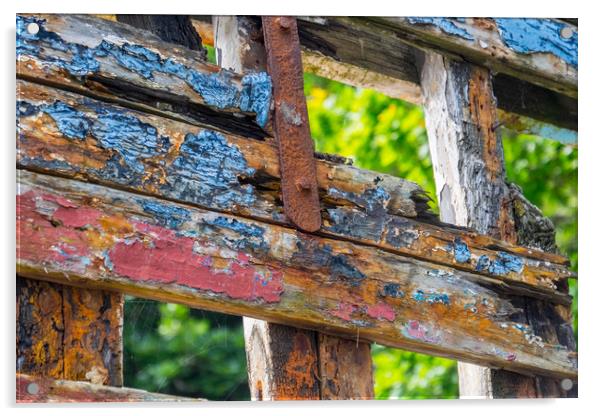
261,16 -> 322,233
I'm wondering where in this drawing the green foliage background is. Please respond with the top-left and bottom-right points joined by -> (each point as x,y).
123,73 -> 577,401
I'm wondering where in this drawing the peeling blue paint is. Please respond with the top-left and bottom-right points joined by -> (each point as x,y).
203,217 -> 268,253
407,17 -> 474,40
21,99 -> 170,176
91,112 -> 167,173
385,217 -> 419,249
494,18 -> 577,67
381,283 -> 405,298
426,269 -> 457,283
139,199 -> 191,229
475,255 -> 490,272
453,237 -> 471,263
294,241 -> 366,286
239,72 -> 272,129
206,217 -> 265,239
168,130 -> 257,208
42,102 -> 90,140
413,289 -> 450,305
16,100 -> 90,140
325,208 -> 385,243
17,100 -> 40,120
16,15 -> 273,127
18,97 -> 259,213
475,252 -> 524,275
489,252 -> 524,275
327,185 -> 390,214
103,250 -> 114,271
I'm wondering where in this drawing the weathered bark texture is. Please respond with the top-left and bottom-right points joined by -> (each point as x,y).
16,171 -> 577,379
420,52 -> 577,398
115,15 -> 205,56
16,277 -> 123,386
17,373 -> 203,403
214,15 -> 374,400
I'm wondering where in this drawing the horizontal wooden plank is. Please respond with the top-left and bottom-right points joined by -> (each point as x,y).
16,80 -> 573,303
294,16 -> 577,143
17,373 -> 203,403
17,171 -> 576,377
17,14 -> 577,146
16,171 -> 577,379
16,13 -> 271,139
370,17 -> 577,98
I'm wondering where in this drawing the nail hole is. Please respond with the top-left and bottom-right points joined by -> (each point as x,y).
27,22 -> 39,35
26,382 -> 39,395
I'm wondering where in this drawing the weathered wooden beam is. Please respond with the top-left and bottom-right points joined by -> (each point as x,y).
419,52 -> 577,397
294,16 -> 577,143
214,15 -> 373,400
16,170 -> 577,379
17,373 -> 203,403
16,13 -> 271,139
16,13 -> 577,146
372,17 -> 577,99
16,80 -> 573,303
115,15 -> 205,55
16,277 -> 123,386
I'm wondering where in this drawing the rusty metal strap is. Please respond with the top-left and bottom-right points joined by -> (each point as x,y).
262,16 -> 321,232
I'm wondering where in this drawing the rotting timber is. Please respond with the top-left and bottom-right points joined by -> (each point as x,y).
17,14 -> 577,382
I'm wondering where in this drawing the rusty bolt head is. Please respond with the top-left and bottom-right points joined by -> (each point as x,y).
277,17 -> 294,30
295,177 -> 312,192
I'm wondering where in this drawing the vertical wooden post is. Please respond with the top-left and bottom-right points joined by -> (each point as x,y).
214,15 -> 374,400
16,277 -> 123,392
419,52 -> 576,398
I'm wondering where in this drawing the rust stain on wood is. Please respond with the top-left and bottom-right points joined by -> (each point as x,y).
243,320 -> 320,400
262,16 -> 321,232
